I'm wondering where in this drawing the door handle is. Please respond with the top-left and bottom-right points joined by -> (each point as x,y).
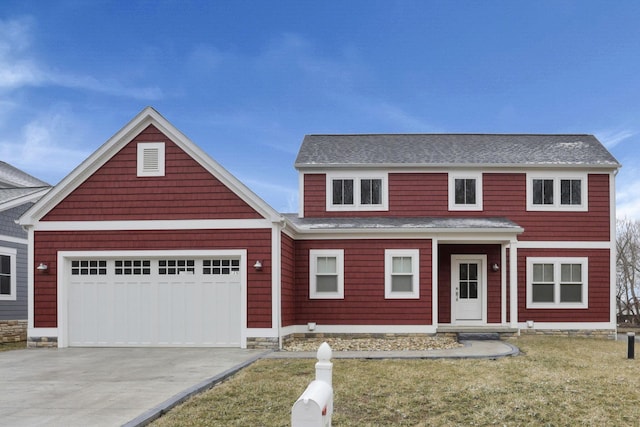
455,287 -> 458,301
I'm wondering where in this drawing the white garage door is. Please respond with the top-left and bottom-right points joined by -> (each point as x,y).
67,257 -> 242,347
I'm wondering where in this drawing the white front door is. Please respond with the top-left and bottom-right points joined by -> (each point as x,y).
451,255 -> 487,323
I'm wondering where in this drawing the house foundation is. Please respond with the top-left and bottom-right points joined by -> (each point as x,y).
0,320 -> 27,343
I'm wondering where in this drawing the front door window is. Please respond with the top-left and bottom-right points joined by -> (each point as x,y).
459,262 -> 478,300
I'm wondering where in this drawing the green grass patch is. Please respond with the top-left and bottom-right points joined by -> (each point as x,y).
152,336 -> 640,426
0,341 -> 26,352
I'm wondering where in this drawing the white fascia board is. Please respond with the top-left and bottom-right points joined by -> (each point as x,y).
0,188 -> 51,213
32,218 -> 272,232
19,107 -> 283,226
517,240 -> 612,249
0,234 -> 28,245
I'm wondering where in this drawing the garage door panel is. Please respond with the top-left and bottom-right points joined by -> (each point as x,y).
68,257 -> 242,347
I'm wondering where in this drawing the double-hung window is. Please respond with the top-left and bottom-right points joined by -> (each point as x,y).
385,249 -> 420,299
0,248 -> 16,301
527,173 -> 587,211
327,173 -> 388,211
527,257 -> 588,308
448,172 -> 483,211
309,250 -> 344,299
332,179 -> 354,206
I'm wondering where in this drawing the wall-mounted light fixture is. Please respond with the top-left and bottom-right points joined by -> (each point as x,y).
36,263 -> 48,273
491,263 -> 500,272
253,260 -> 263,271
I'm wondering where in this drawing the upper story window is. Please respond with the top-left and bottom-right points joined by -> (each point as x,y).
526,257 -> 588,309
448,172 -> 483,211
0,248 -> 16,301
137,142 -> 165,177
326,172 -> 388,211
527,173 -> 587,211
309,249 -> 344,299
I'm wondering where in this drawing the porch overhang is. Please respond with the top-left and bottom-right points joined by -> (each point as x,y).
284,215 -> 524,239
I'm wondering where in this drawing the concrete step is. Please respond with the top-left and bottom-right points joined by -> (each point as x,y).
457,332 -> 501,341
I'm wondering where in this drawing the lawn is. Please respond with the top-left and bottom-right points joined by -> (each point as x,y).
0,341 -> 26,352
152,336 -> 639,426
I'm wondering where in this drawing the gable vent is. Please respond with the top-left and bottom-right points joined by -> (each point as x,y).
137,142 -> 165,177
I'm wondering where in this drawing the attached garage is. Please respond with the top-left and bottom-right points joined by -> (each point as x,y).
60,251 -> 246,347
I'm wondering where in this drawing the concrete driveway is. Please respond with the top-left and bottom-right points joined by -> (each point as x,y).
0,347 -> 267,427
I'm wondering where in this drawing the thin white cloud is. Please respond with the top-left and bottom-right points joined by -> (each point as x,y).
0,16 -> 162,99
241,177 -> 298,213
0,108 -> 93,184
615,163 -> 640,220
596,129 -> 635,149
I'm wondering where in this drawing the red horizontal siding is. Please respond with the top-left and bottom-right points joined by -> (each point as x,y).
42,125 -> 263,221
294,239 -> 432,326
517,248 -> 611,322
302,172 -> 611,241
33,229 -> 272,328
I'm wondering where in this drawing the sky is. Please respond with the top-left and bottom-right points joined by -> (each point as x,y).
1,1 -> 640,217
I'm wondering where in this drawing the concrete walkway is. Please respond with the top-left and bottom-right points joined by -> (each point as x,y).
0,347 -> 267,427
266,339 -> 520,359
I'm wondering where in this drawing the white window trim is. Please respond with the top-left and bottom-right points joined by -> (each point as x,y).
385,249 -> 420,299
526,257 -> 588,309
325,172 -> 389,212
309,249 -> 344,299
526,172 -> 588,211
0,247 -> 17,301
137,142 -> 165,177
448,172 -> 483,211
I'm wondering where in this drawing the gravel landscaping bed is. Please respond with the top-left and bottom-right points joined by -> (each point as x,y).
283,335 -> 462,352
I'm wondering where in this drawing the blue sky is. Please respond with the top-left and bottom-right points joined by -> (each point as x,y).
1,1 -> 639,217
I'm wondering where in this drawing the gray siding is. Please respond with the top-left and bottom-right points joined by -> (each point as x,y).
0,240 -> 27,320
0,203 -> 32,321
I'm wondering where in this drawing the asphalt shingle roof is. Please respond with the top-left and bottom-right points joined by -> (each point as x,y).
0,161 -> 50,187
294,134 -> 620,169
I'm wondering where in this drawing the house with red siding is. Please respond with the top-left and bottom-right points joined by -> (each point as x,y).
19,108 -> 621,348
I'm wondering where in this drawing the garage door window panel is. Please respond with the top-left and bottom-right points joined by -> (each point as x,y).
159,260 -> 195,275
72,260 -> 107,275
203,259 -> 240,275
115,260 -> 151,275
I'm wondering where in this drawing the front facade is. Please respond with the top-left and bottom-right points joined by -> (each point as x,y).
0,163 -> 50,342
286,135 -> 619,339
20,109 -> 620,348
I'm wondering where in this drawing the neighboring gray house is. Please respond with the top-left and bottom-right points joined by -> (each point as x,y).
0,162 -> 50,342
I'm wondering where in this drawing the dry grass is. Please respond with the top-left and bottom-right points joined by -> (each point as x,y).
152,336 -> 640,426
0,341 -> 26,352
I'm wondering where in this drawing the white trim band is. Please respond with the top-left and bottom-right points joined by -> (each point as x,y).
32,218 -> 272,231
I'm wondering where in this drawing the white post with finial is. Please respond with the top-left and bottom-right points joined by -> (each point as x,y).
315,341 -> 333,386
291,342 -> 334,427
